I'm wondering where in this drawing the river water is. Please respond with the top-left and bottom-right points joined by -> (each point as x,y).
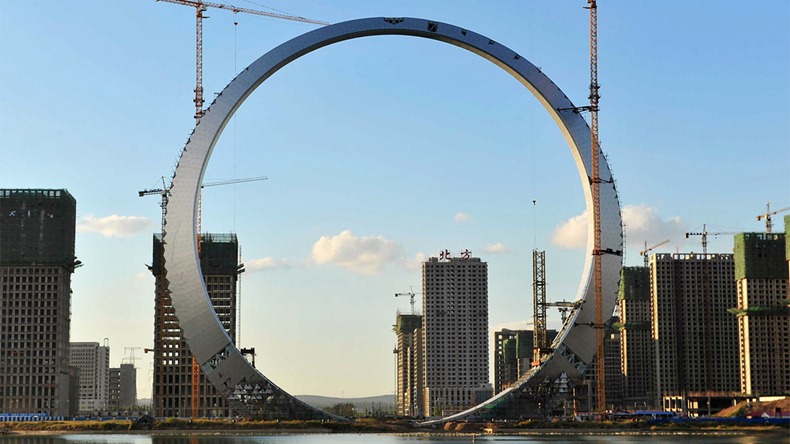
1,434 -> 787,444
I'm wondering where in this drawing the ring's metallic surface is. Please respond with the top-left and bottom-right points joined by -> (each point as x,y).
164,17 -> 622,421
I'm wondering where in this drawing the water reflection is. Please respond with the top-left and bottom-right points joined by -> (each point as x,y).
0,434 -> 786,444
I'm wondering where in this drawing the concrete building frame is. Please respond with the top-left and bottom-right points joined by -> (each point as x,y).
164,17 -> 623,421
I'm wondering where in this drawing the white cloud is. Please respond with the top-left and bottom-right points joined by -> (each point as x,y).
133,271 -> 152,281
311,230 -> 402,275
622,204 -> 686,245
551,204 -> 686,250
77,214 -> 153,238
483,242 -> 511,254
551,210 -> 589,248
455,212 -> 473,223
402,252 -> 428,271
246,257 -> 290,272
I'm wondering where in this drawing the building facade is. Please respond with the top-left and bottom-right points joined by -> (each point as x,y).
394,313 -> 423,416
151,233 -> 239,418
732,232 -> 789,396
786,215 -> 790,282
0,189 -> 76,417
617,266 -> 655,407
69,342 -> 110,413
604,320 -> 623,409
651,253 -> 740,412
109,363 -> 137,411
493,329 -> 558,395
422,255 -> 491,416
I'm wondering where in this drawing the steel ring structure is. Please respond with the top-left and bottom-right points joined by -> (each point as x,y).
164,17 -> 623,421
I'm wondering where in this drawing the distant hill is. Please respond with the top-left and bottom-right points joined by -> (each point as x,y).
296,394 -> 395,410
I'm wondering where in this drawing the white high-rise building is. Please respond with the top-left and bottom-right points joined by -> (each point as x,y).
69,342 -> 110,413
422,254 -> 491,416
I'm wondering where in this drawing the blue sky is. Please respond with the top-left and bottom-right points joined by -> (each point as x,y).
1,1 -> 788,400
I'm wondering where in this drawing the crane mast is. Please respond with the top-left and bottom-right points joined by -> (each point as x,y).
155,0 -> 329,121
585,0 -> 606,414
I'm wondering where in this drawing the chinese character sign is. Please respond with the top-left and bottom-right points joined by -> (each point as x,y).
439,249 -> 472,261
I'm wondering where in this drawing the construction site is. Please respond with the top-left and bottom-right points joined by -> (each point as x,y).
149,233 -> 242,418
145,0 -> 789,422
3,0 -> 786,426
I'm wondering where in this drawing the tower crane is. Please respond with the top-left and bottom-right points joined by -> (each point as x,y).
139,174 -> 266,420
138,175 -> 268,245
395,286 -> 420,314
584,0 -> 606,414
155,0 -> 329,121
639,239 -> 669,268
756,202 -> 790,234
685,224 -> 738,255
545,300 -> 585,325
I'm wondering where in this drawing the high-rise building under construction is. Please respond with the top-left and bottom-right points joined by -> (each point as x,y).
732,232 -> 789,396
617,266 -> 654,407
651,253 -> 740,412
422,255 -> 491,416
394,313 -> 423,416
0,189 -> 77,417
150,233 -> 240,418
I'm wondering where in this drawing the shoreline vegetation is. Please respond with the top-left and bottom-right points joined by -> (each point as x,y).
1,417 -> 787,436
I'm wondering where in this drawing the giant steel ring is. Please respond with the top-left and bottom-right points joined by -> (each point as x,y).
164,17 -> 623,421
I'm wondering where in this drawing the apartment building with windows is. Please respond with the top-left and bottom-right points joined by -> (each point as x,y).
109,363 -> 137,411
651,253 -> 740,413
617,266 -> 655,407
732,232 -> 789,396
69,342 -> 110,413
422,255 -> 491,416
0,189 -> 77,417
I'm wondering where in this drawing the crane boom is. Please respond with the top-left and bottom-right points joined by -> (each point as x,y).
156,0 -> 329,25
395,286 -> 419,314
545,300 -> 583,324
203,176 -> 268,188
639,239 -> 670,267
756,202 -> 790,234
685,224 -> 738,255
155,0 -> 328,120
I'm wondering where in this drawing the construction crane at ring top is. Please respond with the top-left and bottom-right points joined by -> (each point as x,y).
155,0 -> 329,122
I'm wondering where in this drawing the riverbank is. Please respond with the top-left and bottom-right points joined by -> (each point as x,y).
1,417 -> 787,436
